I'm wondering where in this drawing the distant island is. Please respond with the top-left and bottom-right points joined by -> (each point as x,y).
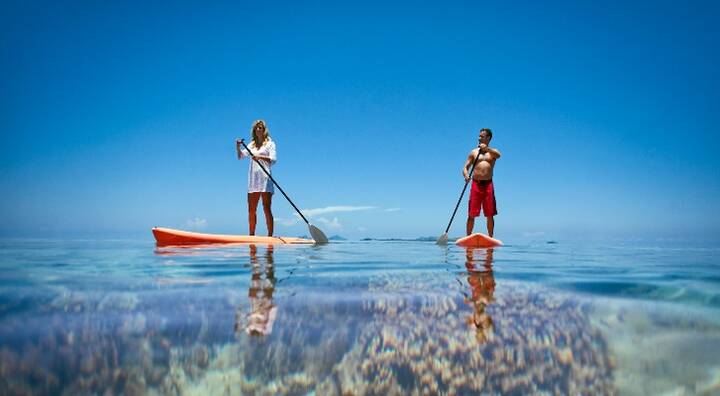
361,236 -> 445,242
297,234 -> 346,241
296,235 -> 456,242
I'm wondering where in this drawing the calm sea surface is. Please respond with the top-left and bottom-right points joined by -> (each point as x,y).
1,238 -> 719,395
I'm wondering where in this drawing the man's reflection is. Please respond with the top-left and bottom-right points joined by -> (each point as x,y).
236,244 -> 277,336
464,248 -> 496,343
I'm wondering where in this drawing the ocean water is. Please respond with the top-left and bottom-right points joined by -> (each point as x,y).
1,238 -> 719,395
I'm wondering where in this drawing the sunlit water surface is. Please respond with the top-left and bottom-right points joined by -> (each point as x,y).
1,238 -> 719,395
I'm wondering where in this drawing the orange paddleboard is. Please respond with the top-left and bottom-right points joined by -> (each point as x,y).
455,233 -> 503,248
152,227 -> 315,247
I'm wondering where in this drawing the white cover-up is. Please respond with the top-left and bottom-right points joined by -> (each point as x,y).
238,139 -> 277,193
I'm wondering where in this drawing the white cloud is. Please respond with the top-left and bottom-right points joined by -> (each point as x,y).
276,217 -> 300,226
384,208 -> 401,212
275,205 -> 376,229
186,218 -> 207,229
301,206 -> 376,218
316,216 -> 342,230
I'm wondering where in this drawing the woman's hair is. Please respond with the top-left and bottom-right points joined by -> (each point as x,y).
251,119 -> 271,145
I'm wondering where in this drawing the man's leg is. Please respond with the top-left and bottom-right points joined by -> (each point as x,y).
483,181 -> 497,238
467,217 -> 475,236
468,180 -> 480,235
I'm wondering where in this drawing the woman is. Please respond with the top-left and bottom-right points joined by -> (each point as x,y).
236,120 -> 277,236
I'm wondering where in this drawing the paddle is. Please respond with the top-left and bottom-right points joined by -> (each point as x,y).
437,146 -> 484,245
238,139 -> 329,244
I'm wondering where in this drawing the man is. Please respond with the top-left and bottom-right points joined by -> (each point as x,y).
463,128 -> 501,237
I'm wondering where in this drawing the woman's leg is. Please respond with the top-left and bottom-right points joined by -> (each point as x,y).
248,192 -> 261,235
261,192 -> 274,236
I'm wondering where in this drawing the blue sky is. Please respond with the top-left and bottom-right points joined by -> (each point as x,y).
1,1 -> 719,240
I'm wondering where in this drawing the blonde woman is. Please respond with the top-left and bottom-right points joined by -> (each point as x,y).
236,120 -> 277,236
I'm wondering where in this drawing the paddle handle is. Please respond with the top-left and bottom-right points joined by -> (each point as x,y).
444,147 -> 484,234
239,140 -> 311,225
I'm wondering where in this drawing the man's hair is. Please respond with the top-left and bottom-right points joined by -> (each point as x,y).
480,128 -> 493,139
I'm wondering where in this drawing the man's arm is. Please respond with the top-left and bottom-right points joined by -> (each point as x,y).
487,147 -> 501,159
462,150 -> 477,182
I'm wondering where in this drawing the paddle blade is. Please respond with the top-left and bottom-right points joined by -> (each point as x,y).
436,233 -> 449,245
309,224 -> 329,244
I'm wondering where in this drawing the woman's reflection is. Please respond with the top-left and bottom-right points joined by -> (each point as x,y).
236,244 -> 277,336
464,248 -> 496,343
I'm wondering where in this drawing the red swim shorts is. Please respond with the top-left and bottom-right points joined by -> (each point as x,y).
468,179 -> 498,218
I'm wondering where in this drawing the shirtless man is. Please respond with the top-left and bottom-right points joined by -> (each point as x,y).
463,128 -> 501,237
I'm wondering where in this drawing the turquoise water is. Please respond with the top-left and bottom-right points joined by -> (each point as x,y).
1,238 -> 719,395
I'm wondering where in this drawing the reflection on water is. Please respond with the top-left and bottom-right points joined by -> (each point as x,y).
0,239 -> 719,395
237,245 -> 277,336
463,248 -> 496,343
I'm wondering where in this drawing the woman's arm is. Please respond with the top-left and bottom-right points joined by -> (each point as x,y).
254,141 -> 277,164
266,141 -> 277,164
236,139 -> 249,159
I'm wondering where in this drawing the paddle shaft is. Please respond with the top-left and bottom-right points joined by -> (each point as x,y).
443,147 -> 484,234
239,140 -> 311,225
